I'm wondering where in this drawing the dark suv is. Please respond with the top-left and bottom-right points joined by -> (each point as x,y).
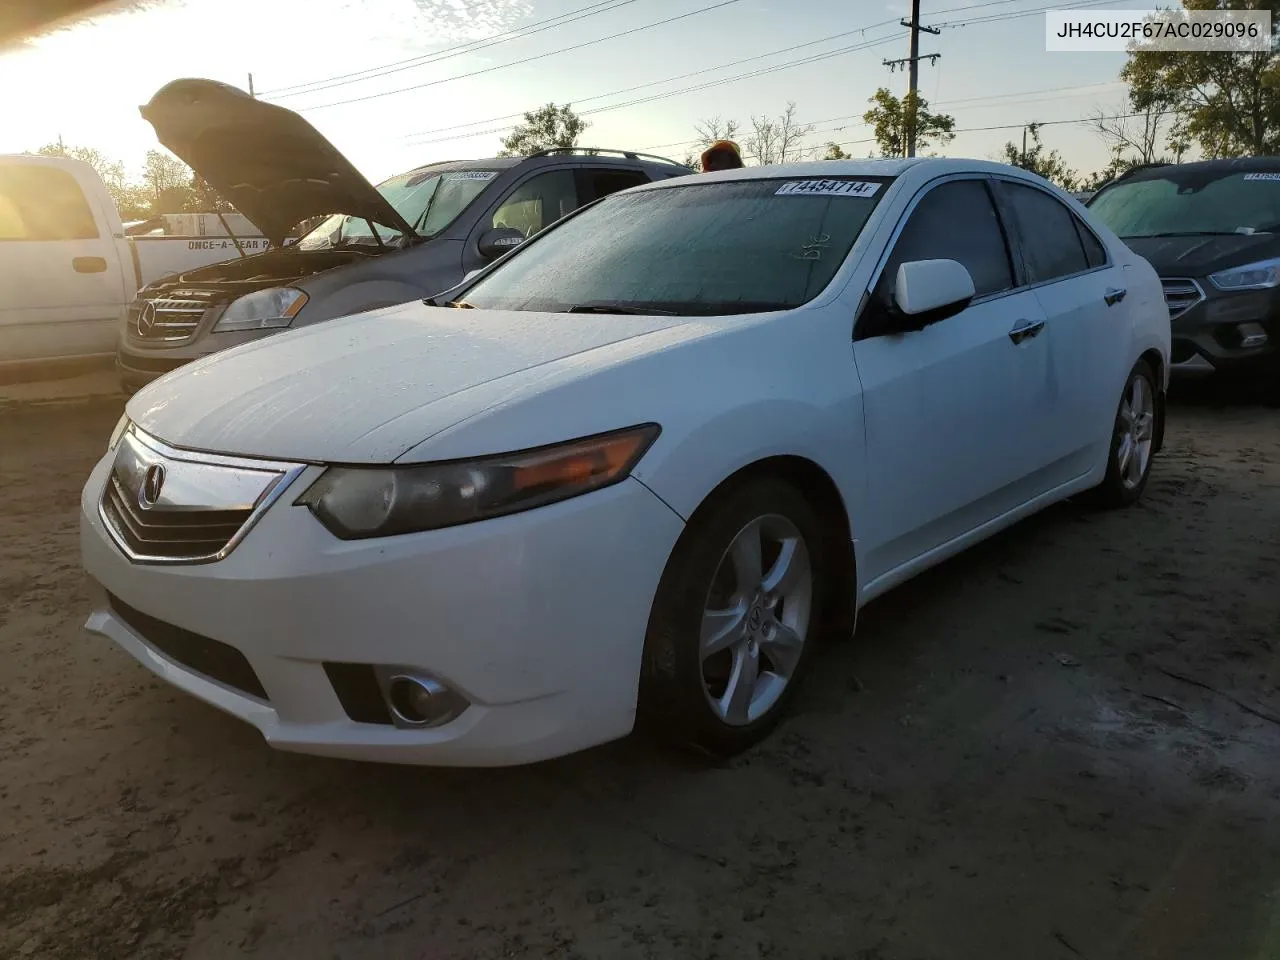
118,78 -> 693,393
1087,158 -> 1280,383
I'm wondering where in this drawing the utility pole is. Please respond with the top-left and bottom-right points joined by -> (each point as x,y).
1021,125 -> 1028,167
247,73 -> 256,98
883,0 -> 940,158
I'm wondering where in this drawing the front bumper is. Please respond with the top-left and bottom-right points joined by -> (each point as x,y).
1168,284 -> 1279,380
80,453 -> 685,766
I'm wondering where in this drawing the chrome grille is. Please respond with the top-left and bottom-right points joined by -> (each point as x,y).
103,476 -> 252,560
132,297 -> 210,342
1161,278 -> 1205,320
99,427 -> 305,564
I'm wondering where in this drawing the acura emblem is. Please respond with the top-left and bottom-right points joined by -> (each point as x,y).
139,463 -> 166,508
136,301 -> 157,337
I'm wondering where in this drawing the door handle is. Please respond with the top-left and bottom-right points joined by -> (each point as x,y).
1008,318 -> 1045,345
1104,286 -> 1127,306
72,256 -> 108,274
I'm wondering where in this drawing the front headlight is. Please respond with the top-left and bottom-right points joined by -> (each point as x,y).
1208,257 -> 1280,292
107,414 -> 130,453
296,424 -> 660,540
212,287 -> 308,332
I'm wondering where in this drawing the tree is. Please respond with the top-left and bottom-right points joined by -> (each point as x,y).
36,141 -> 150,219
1123,0 -> 1280,157
499,103 -> 588,157
999,123 -> 1080,191
1088,101 -> 1169,165
745,102 -> 814,165
143,149 -> 197,213
822,142 -> 851,160
863,88 -> 955,159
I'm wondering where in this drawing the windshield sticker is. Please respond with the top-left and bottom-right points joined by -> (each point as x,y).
445,171 -> 499,181
776,179 -> 881,198
1243,173 -> 1280,181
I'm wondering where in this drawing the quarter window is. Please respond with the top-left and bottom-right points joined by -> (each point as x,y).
490,170 -> 579,238
0,164 -> 99,240
873,178 -> 1014,308
1076,219 -> 1108,269
997,181 -> 1091,282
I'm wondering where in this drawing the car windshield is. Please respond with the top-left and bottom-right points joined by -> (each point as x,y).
460,176 -> 893,315
295,168 -> 499,251
1088,169 -> 1280,238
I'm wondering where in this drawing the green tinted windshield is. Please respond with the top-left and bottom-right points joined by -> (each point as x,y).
296,168 -> 499,250
1089,170 -> 1280,238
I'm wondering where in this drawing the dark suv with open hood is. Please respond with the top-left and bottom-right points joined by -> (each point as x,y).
1087,158 -> 1280,383
118,78 -> 692,393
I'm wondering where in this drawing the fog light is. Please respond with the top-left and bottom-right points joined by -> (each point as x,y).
1238,322 -> 1269,349
385,674 -> 467,728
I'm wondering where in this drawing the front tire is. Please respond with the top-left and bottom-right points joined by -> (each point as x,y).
639,478 -> 830,757
1081,358 -> 1159,508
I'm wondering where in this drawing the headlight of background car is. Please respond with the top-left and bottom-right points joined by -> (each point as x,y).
1208,257 -> 1280,292
212,287 -> 309,332
297,424 -> 660,540
107,414 -> 130,453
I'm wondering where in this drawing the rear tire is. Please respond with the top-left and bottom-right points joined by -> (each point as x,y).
638,478 -> 831,757
1080,358 -> 1159,508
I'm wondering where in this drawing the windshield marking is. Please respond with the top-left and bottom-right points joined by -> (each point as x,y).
1243,173 -> 1280,181
445,171 -> 499,181
775,179 -> 882,198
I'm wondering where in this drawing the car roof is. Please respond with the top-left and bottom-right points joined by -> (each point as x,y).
1110,156 -> 1280,184
400,150 -> 692,180
630,156 -> 1049,192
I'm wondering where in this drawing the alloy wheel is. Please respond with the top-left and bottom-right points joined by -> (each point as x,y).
1116,373 -> 1155,490
699,514 -> 813,726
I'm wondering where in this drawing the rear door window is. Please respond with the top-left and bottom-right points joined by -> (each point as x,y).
996,181 -> 1091,283
576,168 -> 650,204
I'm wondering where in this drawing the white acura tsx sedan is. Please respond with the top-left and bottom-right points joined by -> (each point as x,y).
81,158 -> 1170,766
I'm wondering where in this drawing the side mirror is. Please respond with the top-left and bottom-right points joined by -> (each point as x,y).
477,227 -> 525,261
890,258 -> 976,331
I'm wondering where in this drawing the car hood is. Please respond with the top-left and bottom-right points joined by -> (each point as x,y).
140,78 -> 417,246
125,302 -> 695,463
1122,232 -> 1280,277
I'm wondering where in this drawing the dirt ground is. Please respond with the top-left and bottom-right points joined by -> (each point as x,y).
2,387 -> 1279,960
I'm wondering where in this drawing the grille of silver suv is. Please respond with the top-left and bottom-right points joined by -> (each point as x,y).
130,296 -> 211,342
1161,278 -> 1205,321
100,427 -> 305,564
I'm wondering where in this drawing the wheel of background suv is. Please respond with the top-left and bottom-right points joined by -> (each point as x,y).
1081,358 -> 1159,509
639,477 -> 830,756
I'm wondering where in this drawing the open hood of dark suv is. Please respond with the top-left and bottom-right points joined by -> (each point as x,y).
140,78 -> 419,246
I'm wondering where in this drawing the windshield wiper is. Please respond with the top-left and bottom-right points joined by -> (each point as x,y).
1120,231 -> 1241,239
564,302 -> 676,315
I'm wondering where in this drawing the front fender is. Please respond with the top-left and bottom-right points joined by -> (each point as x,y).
632,397 -> 863,523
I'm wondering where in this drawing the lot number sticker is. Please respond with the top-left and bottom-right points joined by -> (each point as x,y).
776,179 -> 881,198
1243,173 -> 1280,181
445,171 -> 499,181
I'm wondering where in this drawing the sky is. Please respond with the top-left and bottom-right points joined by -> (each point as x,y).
0,0 -> 1166,186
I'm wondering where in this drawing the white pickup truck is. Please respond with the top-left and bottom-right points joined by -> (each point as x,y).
0,153 -> 270,380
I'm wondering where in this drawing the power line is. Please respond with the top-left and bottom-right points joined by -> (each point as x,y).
396,24 -> 909,142
260,0 -> 640,98
405,33 -> 905,147
934,0 -> 1136,28
289,0 -> 1106,113
296,0 -> 749,112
